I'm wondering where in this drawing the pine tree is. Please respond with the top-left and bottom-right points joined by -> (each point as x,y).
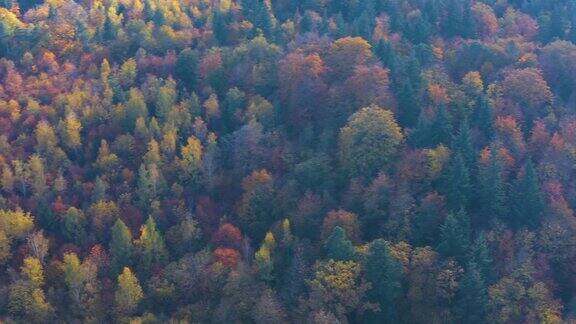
325,226 -> 355,261
92,176 -> 108,202
452,120 -> 475,169
467,233 -> 492,284
396,80 -> 420,127
430,105 -> 452,146
212,9 -> 228,44
474,95 -> 493,140
0,21 -> 11,57
110,219 -> 133,276
137,216 -> 168,275
570,11 -> 576,43
63,207 -> 87,247
375,40 -> 397,74
444,0 -> 463,38
175,48 -> 199,91
438,209 -> 471,260
444,153 -> 471,211
363,239 -> 402,323
456,262 -> 489,324
103,14 -> 117,41
548,5 -> 565,41
153,7 -> 166,26
478,143 -> 507,223
510,160 -> 544,229
136,165 -> 153,208
353,9 -> 375,40
406,10 -> 431,43
384,0 -> 404,31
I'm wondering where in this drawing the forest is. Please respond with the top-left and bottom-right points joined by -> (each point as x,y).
0,0 -> 576,322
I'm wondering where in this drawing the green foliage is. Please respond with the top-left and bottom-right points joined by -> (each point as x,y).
115,267 -> 143,316
63,207 -> 87,246
363,239 -> 402,323
456,262 -> 489,324
438,209 -> 471,260
510,161 -> 544,229
324,226 -> 355,261
175,48 -> 199,90
339,105 -> 404,179
110,219 -> 134,276
478,144 -> 507,223
443,153 -> 471,210
0,0 -> 574,321
137,216 -> 168,275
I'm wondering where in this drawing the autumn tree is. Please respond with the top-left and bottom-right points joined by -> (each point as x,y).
255,231 -> 276,281
61,252 -> 101,320
320,209 -> 361,243
178,136 -> 203,185
237,169 -> 276,240
339,105 -> 404,178
115,267 -> 143,317
252,288 -> 288,324
471,2 -> 498,39
327,37 -> 373,79
8,257 -> 54,322
125,88 -> 148,131
502,68 -> 551,124
0,209 -> 34,264
307,259 -> 370,322
278,52 -> 327,128
27,154 -> 47,198
89,200 -> 120,238
26,230 -> 49,265
59,113 -> 82,151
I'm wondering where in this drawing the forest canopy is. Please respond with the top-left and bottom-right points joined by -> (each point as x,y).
1,0 -> 576,322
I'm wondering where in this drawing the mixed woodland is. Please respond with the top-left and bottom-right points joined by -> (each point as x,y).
1,0 -> 576,322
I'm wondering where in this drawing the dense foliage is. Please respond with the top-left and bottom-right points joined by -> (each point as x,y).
1,0 -> 576,322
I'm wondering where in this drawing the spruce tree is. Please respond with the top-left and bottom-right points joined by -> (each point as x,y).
397,80 -> 419,127
444,153 -> 471,211
452,120 -> 475,170
137,216 -> 168,276
467,233 -> 493,284
474,95 -> 493,140
110,219 -> 134,276
438,209 -> 471,261
324,226 -> 355,261
430,105 -> 452,146
510,160 -> 544,229
478,143 -> 507,223
456,262 -> 489,324
363,239 -> 402,323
